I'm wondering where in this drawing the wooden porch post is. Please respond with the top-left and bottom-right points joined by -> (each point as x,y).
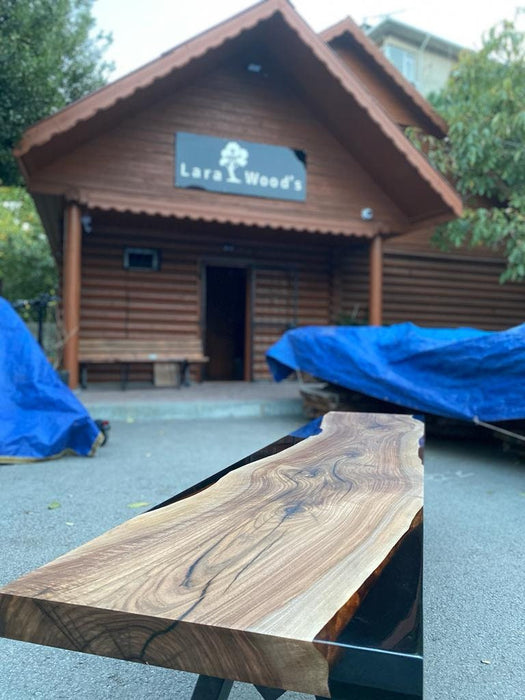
369,235 -> 383,326
62,202 -> 82,389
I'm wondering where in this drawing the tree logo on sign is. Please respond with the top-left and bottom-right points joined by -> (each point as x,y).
219,141 -> 249,183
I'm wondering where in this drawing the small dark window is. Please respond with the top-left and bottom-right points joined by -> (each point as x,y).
123,247 -> 160,271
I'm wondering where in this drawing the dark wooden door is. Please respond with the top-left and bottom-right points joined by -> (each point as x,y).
205,266 -> 247,380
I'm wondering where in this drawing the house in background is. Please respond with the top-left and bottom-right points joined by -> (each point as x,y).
366,18 -> 464,96
14,0 -> 523,389
322,16 -> 524,331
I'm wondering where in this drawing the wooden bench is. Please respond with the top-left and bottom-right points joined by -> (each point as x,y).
79,337 -> 209,389
0,412 -> 424,699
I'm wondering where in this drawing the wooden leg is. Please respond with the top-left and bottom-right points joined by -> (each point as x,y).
191,675 -> 233,700
120,363 -> 129,390
80,364 -> 87,389
254,686 -> 286,699
181,360 -> 190,387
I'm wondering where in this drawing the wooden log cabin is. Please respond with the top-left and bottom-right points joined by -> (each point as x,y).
14,0 -> 523,389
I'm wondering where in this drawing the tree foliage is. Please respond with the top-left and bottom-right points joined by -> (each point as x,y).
0,0 -> 113,185
0,187 -> 58,301
409,13 -> 525,282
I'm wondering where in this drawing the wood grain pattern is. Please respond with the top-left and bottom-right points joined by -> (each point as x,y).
0,412 -> 423,697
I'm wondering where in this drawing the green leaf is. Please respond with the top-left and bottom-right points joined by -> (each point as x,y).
0,187 -> 58,304
127,501 -> 150,509
424,14 -> 525,283
47,500 -> 61,510
0,0 -> 113,186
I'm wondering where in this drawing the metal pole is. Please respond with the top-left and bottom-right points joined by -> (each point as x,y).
37,298 -> 45,348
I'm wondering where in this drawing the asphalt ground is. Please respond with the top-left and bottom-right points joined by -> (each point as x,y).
1,416 -> 524,700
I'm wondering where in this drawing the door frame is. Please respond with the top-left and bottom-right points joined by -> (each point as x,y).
200,258 -> 254,382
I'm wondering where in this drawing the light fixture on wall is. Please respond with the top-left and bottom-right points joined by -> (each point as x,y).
81,215 -> 93,234
361,207 -> 374,221
246,62 -> 268,78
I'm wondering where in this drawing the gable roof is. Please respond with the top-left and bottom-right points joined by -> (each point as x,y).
17,0 -> 462,230
320,16 -> 448,136
16,0 -> 284,159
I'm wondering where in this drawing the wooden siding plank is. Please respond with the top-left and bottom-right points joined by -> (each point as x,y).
383,252 -> 525,330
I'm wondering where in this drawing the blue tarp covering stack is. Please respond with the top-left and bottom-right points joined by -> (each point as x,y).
0,298 -> 102,462
266,322 -> 525,422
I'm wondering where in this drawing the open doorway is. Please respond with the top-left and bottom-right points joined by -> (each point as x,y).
205,266 -> 247,380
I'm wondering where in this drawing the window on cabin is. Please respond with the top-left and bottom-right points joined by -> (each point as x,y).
123,247 -> 160,271
384,44 -> 417,84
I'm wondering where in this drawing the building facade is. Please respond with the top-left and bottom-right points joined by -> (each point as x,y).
366,18 -> 463,96
322,17 -> 525,330
15,0 -> 522,389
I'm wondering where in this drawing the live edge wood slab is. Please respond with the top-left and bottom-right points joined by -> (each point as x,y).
0,412 -> 423,698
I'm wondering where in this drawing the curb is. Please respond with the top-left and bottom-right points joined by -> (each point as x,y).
83,398 -> 304,422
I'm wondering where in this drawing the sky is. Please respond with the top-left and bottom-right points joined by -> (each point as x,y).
92,0 -> 523,79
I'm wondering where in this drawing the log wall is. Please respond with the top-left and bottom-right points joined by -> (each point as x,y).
331,233 -> 525,331
80,217 -> 337,382
79,217 -> 525,387
383,250 -> 525,329
383,228 -> 525,329
334,244 -> 370,325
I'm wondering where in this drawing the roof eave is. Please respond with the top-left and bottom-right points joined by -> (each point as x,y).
17,0 -> 461,223
278,5 -> 459,217
14,0 -> 288,159
319,17 -> 448,136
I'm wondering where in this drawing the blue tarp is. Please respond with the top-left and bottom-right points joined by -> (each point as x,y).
0,298 -> 102,462
266,322 -> 525,422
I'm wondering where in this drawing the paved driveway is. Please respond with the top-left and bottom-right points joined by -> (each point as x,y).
1,416 -> 523,699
